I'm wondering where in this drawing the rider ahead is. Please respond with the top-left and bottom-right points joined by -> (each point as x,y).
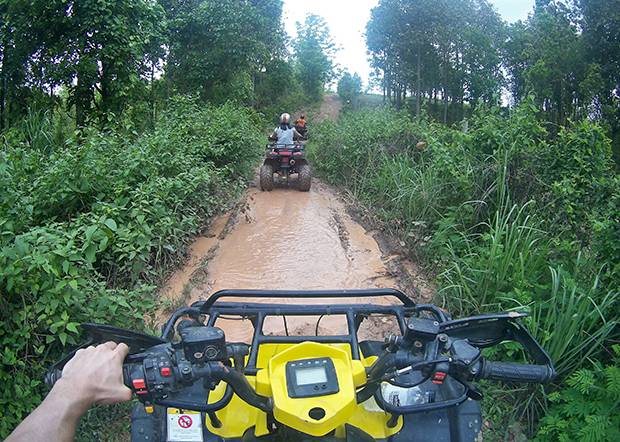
294,114 -> 307,137
269,113 -> 304,145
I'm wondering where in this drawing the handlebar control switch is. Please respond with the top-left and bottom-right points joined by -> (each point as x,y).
132,378 -> 148,395
180,326 -> 227,364
404,318 -> 440,345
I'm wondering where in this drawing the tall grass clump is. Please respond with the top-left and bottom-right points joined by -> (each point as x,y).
529,266 -> 617,380
437,200 -> 548,311
309,99 -> 619,439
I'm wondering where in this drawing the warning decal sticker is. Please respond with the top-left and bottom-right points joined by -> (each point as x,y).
178,415 -> 193,428
166,409 -> 203,442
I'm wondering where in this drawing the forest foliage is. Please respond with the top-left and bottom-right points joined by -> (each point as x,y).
0,0 -> 337,130
316,10 -> 619,434
0,0 -> 338,437
366,0 -> 620,161
311,6 -> 619,436
0,98 -> 264,436
337,72 -> 363,110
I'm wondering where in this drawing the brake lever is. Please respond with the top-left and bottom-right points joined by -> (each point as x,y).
461,379 -> 483,401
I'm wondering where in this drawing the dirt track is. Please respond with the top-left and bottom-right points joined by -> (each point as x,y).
315,94 -> 342,121
158,95 -> 431,341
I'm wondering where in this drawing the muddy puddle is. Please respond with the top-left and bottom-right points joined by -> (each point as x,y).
158,178 -> 426,343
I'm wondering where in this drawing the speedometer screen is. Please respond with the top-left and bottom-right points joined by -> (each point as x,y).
295,366 -> 328,385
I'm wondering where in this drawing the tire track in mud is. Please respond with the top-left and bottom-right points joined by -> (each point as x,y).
157,179 -> 432,340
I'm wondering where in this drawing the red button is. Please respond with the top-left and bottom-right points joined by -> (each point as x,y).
132,379 -> 146,390
432,372 -> 447,385
160,367 -> 171,377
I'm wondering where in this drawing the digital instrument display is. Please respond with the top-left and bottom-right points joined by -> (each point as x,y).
295,366 -> 328,385
286,357 -> 339,398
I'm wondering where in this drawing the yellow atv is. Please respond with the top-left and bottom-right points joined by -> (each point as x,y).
47,289 -> 555,441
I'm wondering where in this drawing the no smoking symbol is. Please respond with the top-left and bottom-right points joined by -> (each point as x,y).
178,415 -> 193,428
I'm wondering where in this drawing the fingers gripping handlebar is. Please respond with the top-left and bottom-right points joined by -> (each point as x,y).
46,344 -> 273,413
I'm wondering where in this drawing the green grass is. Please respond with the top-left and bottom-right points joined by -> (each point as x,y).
309,104 -> 619,439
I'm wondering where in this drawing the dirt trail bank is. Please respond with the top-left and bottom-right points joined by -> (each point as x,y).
157,96 -> 432,341
316,94 -> 343,121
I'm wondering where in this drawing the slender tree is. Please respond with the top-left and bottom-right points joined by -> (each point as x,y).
293,14 -> 337,101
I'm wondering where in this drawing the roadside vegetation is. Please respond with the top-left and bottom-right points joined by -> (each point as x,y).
0,1 -> 338,438
311,0 -> 619,438
0,98 -> 264,436
309,99 -> 619,441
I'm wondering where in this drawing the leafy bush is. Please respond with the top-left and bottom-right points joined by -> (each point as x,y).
544,121 -> 616,232
309,102 -> 619,438
0,97 -> 263,437
535,346 -> 620,442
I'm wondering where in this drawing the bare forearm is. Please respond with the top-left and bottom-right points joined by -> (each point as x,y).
7,342 -> 131,441
6,381 -> 87,442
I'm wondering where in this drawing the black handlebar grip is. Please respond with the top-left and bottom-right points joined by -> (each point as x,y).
45,366 -> 135,390
478,361 -> 555,383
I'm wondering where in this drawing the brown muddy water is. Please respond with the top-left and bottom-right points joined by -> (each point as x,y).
158,177 -> 428,343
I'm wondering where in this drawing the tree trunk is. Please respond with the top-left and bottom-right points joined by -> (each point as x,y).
385,66 -> 391,103
75,73 -> 93,127
415,47 -> 421,118
395,84 -> 402,109
0,61 -> 6,132
443,88 -> 449,124
0,37 -> 8,132
150,62 -> 156,128
100,58 -> 112,115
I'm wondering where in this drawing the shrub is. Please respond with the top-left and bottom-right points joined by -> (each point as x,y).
544,120 -> 616,234
0,97 -> 263,437
309,102 -> 619,438
534,346 -> 620,442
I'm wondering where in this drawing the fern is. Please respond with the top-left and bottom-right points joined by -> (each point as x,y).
605,345 -> 620,396
567,368 -> 595,394
605,365 -> 620,395
535,355 -> 620,442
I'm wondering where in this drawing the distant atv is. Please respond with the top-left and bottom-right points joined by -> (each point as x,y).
260,142 -> 312,192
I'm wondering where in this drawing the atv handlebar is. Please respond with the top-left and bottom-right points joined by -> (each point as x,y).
46,344 -> 553,416
265,143 -> 305,150
45,292 -> 555,417
476,361 -> 555,383
46,346 -> 273,414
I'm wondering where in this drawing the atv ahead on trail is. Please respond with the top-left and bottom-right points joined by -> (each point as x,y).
260,143 -> 312,192
46,289 -> 556,442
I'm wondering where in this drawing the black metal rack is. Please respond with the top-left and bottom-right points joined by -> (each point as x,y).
159,289 -> 446,374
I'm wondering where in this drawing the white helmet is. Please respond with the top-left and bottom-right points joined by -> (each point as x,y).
280,113 -> 291,124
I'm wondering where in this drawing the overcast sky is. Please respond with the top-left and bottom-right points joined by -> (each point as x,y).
283,0 -> 535,87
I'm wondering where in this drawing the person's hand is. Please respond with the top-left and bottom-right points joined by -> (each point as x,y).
54,342 -> 132,413
5,342 -> 132,441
